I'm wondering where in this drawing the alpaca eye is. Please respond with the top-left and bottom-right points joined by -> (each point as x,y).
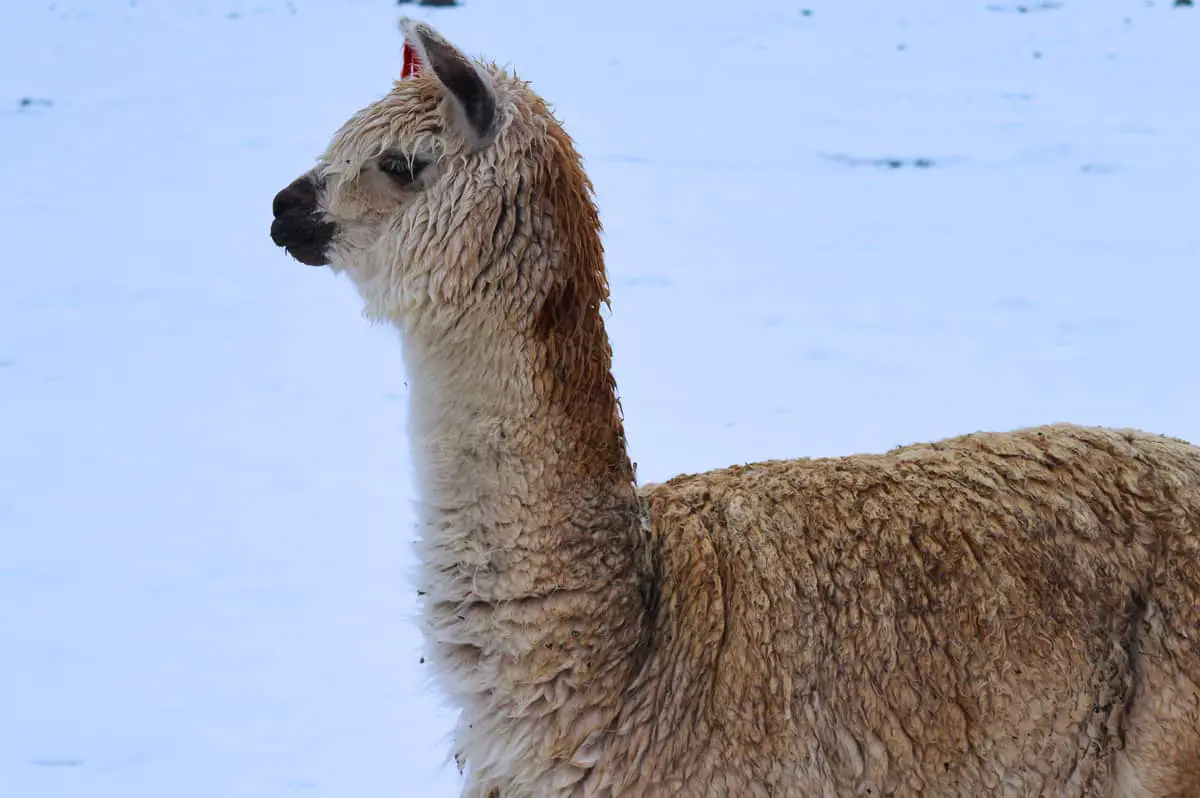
378,153 -> 430,186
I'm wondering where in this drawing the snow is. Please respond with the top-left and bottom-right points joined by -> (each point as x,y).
1,0 -> 1197,795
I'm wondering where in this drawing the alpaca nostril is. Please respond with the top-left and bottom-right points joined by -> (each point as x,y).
272,189 -> 290,218
273,186 -> 302,218
272,175 -> 318,218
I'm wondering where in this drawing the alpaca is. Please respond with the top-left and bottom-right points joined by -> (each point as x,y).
269,19 -> 1200,797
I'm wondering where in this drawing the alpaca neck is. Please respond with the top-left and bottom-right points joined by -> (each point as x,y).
402,312 -> 651,775
403,322 -> 639,572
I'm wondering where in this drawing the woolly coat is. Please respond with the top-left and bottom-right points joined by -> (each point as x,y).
270,20 -> 1200,797
603,424 -> 1200,797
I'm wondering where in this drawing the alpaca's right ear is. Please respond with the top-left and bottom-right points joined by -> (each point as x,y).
399,18 -> 497,146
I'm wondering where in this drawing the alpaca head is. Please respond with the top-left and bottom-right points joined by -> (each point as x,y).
270,19 -> 608,337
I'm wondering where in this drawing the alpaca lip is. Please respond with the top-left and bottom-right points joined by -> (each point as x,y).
281,242 -> 331,267
270,215 -> 332,267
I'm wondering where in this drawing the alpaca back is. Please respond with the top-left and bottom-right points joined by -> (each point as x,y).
598,424 -> 1200,796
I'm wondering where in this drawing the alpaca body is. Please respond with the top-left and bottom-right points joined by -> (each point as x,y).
607,425 -> 1200,798
268,20 -> 1200,796
432,420 -> 1200,798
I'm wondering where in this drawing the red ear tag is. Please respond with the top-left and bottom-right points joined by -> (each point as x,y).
401,40 -> 421,79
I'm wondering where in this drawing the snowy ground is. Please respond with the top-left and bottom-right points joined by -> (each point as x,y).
2,0 -> 1197,795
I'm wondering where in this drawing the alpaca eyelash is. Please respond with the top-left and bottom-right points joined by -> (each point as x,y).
378,153 -> 430,186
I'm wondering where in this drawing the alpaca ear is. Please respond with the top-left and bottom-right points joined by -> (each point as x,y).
399,18 -> 497,144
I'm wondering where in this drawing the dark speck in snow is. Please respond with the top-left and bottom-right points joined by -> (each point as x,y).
29,758 -> 82,768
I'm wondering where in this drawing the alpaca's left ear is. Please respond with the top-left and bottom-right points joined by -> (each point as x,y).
400,18 -> 497,145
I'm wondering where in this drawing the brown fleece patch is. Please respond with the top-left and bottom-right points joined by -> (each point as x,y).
531,103 -> 634,487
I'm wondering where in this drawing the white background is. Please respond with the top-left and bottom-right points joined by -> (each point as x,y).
2,0 -> 1197,794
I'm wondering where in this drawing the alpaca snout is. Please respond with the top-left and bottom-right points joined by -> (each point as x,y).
271,174 -> 334,267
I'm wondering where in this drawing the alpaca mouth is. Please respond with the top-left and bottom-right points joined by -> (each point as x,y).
270,219 -> 333,267
271,175 -> 335,267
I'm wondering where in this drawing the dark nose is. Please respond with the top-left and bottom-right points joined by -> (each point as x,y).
271,174 -> 334,267
272,174 -> 319,218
